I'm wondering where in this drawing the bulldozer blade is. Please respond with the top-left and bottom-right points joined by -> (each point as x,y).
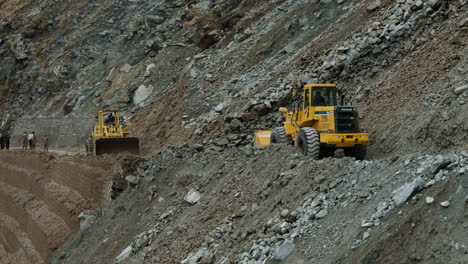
95,137 -> 140,155
254,130 -> 272,147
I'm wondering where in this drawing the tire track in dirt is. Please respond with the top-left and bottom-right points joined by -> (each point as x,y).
0,160 -> 80,229
0,150 -> 113,264
0,214 -> 43,264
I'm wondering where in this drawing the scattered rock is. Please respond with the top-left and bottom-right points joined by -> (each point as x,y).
214,103 -> 224,112
425,196 -> 435,204
125,175 -> 139,186
315,209 -> 328,219
273,240 -> 295,260
454,84 -> 468,95
367,0 -> 381,11
181,248 -> 212,264
184,189 -> 201,205
440,201 -> 450,208
78,209 -> 102,231
115,246 -> 132,263
120,63 -> 132,73
144,63 -> 156,77
392,177 -> 425,206
146,15 -> 165,25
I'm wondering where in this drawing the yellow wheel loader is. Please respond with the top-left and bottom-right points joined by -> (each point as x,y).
86,110 -> 140,155
254,84 -> 369,159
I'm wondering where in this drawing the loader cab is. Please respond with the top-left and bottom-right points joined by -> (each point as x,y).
303,84 -> 337,108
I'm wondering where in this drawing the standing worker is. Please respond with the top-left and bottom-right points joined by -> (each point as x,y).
4,132 -> 10,150
41,135 -> 49,152
21,131 -> 28,149
28,131 -> 36,149
0,133 -> 4,150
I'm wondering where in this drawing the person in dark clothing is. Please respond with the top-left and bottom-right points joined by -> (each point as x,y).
105,113 -> 115,125
4,133 -> 10,150
28,132 -> 36,149
0,133 -> 4,150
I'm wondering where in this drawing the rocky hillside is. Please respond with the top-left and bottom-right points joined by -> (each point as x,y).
1,0 -> 466,155
0,0 -> 467,263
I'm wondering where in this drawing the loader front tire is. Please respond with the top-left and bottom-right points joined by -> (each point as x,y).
270,127 -> 288,144
297,127 -> 320,159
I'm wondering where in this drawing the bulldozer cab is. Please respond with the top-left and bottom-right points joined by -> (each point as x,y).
101,110 -> 120,126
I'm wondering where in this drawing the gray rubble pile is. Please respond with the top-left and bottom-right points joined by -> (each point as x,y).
175,151 -> 467,263
357,152 -> 467,246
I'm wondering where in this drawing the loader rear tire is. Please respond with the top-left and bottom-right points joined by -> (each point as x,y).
354,144 -> 367,160
297,127 -> 320,159
270,127 -> 288,144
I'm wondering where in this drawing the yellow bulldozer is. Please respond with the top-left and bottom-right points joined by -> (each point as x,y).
86,110 -> 140,155
255,84 -> 369,159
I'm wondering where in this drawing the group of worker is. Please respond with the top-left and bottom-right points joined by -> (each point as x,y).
19,132 -> 49,152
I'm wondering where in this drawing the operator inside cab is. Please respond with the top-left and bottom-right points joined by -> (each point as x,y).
105,113 -> 116,125
312,87 -> 336,106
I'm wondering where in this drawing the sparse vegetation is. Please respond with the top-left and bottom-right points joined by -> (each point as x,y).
30,72 -> 39,83
29,14 -> 49,31
0,79 -> 10,99
58,15 -> 69,29
33,46 -> 44,57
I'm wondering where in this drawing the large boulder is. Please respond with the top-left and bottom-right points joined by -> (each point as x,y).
133,85 -> 154,107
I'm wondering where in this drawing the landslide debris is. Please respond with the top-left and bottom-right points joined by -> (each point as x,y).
50,145 -> 468,264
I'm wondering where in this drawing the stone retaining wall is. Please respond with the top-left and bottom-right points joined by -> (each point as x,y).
11,118 -> 93,148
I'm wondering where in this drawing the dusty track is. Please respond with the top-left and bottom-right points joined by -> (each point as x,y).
0,150 -> 112,264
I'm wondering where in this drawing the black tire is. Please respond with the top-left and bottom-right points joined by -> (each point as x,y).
270,127 -> 288,144
297,127 -> 320,159
354,144 -> 367,160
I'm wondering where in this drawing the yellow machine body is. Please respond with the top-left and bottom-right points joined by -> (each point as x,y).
88,110 -> 140,155
256,84 -> 369,159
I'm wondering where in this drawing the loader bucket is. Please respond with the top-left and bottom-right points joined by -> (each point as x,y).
254,130 -> 272,147
95,137 -> 140,155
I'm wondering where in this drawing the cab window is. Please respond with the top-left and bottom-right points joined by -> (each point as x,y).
304,88 -> 310,109
312,87 -> 337,106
